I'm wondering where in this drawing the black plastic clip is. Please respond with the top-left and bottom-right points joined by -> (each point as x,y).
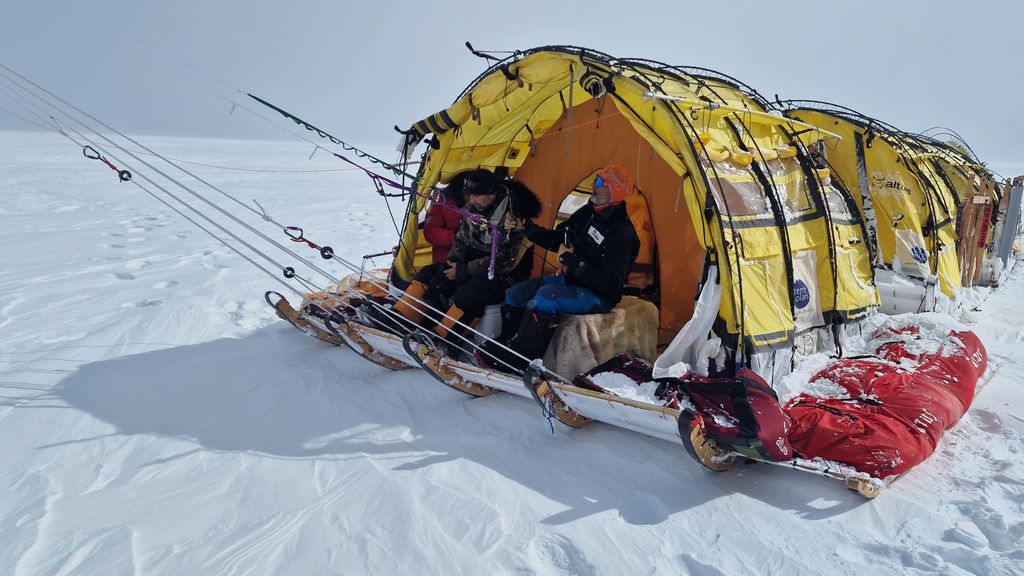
465,41 -> 500,61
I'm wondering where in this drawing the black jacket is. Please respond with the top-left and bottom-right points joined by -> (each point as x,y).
528,201 -> 640,306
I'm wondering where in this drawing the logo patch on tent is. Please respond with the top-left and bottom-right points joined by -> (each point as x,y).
911,246 -> 928,264
870,172 -> 912,197
794,280 -> 811,309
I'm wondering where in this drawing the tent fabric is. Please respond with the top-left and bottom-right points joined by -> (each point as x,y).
785,108 -> 969,300
624,192 -> 656,289
509,98 -> 703,333
394,47 -> 878,365
784,329 -> 987,478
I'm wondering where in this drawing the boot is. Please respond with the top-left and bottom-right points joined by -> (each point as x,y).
478,308 -> 559,373
362,303 -> 421,336
497,304 -> 526,343
473,305 -> 525,370
509,309 -> 560,365
433,304 -> 465,340
392,280 -> 427,324
432,304 -> 481,358
477,304 -> 525,371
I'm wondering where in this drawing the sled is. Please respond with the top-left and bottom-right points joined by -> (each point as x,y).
257,45 -> 1005,500
403,332 -> 501,398
322,315 -> 413,371
265,290 -> 341,346
266,288 -> 412,370
677,408 -> 884,498
519,363 -> 593,428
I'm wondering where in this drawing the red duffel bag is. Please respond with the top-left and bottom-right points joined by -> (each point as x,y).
785,330 -> 987,478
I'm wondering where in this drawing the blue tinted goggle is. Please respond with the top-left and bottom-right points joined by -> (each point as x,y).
594,175 -> 605,188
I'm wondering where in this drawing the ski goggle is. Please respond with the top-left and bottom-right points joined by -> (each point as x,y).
593,175 -> 605,188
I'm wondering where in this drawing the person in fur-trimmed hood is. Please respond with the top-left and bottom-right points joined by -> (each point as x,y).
480,164 -> 640,372
368,173 -> 543,349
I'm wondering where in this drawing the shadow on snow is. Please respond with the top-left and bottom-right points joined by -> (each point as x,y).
54,322 -> 867,524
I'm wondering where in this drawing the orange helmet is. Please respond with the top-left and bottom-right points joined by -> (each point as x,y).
597,164 -> 633,203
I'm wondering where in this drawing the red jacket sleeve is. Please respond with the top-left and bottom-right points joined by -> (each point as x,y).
423,200 -> 459,249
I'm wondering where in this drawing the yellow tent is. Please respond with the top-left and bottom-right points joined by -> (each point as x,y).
392,47 -> 878,366
783,103 -> 965,299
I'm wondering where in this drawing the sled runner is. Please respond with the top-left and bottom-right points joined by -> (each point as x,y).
322,314 -> 413,371
265,291 -> 342,346
265,285 -> 414,371
403,331 -> 500,398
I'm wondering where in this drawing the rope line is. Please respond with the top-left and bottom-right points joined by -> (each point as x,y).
0,102 -> 55,131
0,66 -> 349,287
0,64 -> 574,386
55,121 -> 322,295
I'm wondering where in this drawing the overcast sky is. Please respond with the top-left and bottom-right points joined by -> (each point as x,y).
2,1 -> 1022,171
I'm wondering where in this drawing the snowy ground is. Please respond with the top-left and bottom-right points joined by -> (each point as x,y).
1,130 -> 1022,575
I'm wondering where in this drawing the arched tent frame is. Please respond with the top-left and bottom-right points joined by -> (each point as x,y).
780,101 -> 971,300
900,133 -> 1004,259
394,46 -> 877,371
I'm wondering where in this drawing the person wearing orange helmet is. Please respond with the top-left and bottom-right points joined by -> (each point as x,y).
480,164 -> 640,372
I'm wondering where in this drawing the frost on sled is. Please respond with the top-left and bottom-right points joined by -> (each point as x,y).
268,46 -> 1008,497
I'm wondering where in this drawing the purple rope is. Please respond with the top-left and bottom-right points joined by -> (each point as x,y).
489,228 -> 499,279
332,152 -> 417,194
334,151 -> 501,277
333,151 -> 490,223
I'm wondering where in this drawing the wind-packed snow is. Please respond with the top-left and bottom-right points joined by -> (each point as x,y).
2,130 -> 1023,575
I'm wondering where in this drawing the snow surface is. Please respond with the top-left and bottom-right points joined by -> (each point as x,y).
586,372 -> 661,404
2,130 -> 1023,575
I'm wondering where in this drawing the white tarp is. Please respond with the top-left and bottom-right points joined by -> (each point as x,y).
653,266 -> 722,378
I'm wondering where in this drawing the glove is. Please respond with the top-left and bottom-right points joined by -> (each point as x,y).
558,251 -> 581,268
